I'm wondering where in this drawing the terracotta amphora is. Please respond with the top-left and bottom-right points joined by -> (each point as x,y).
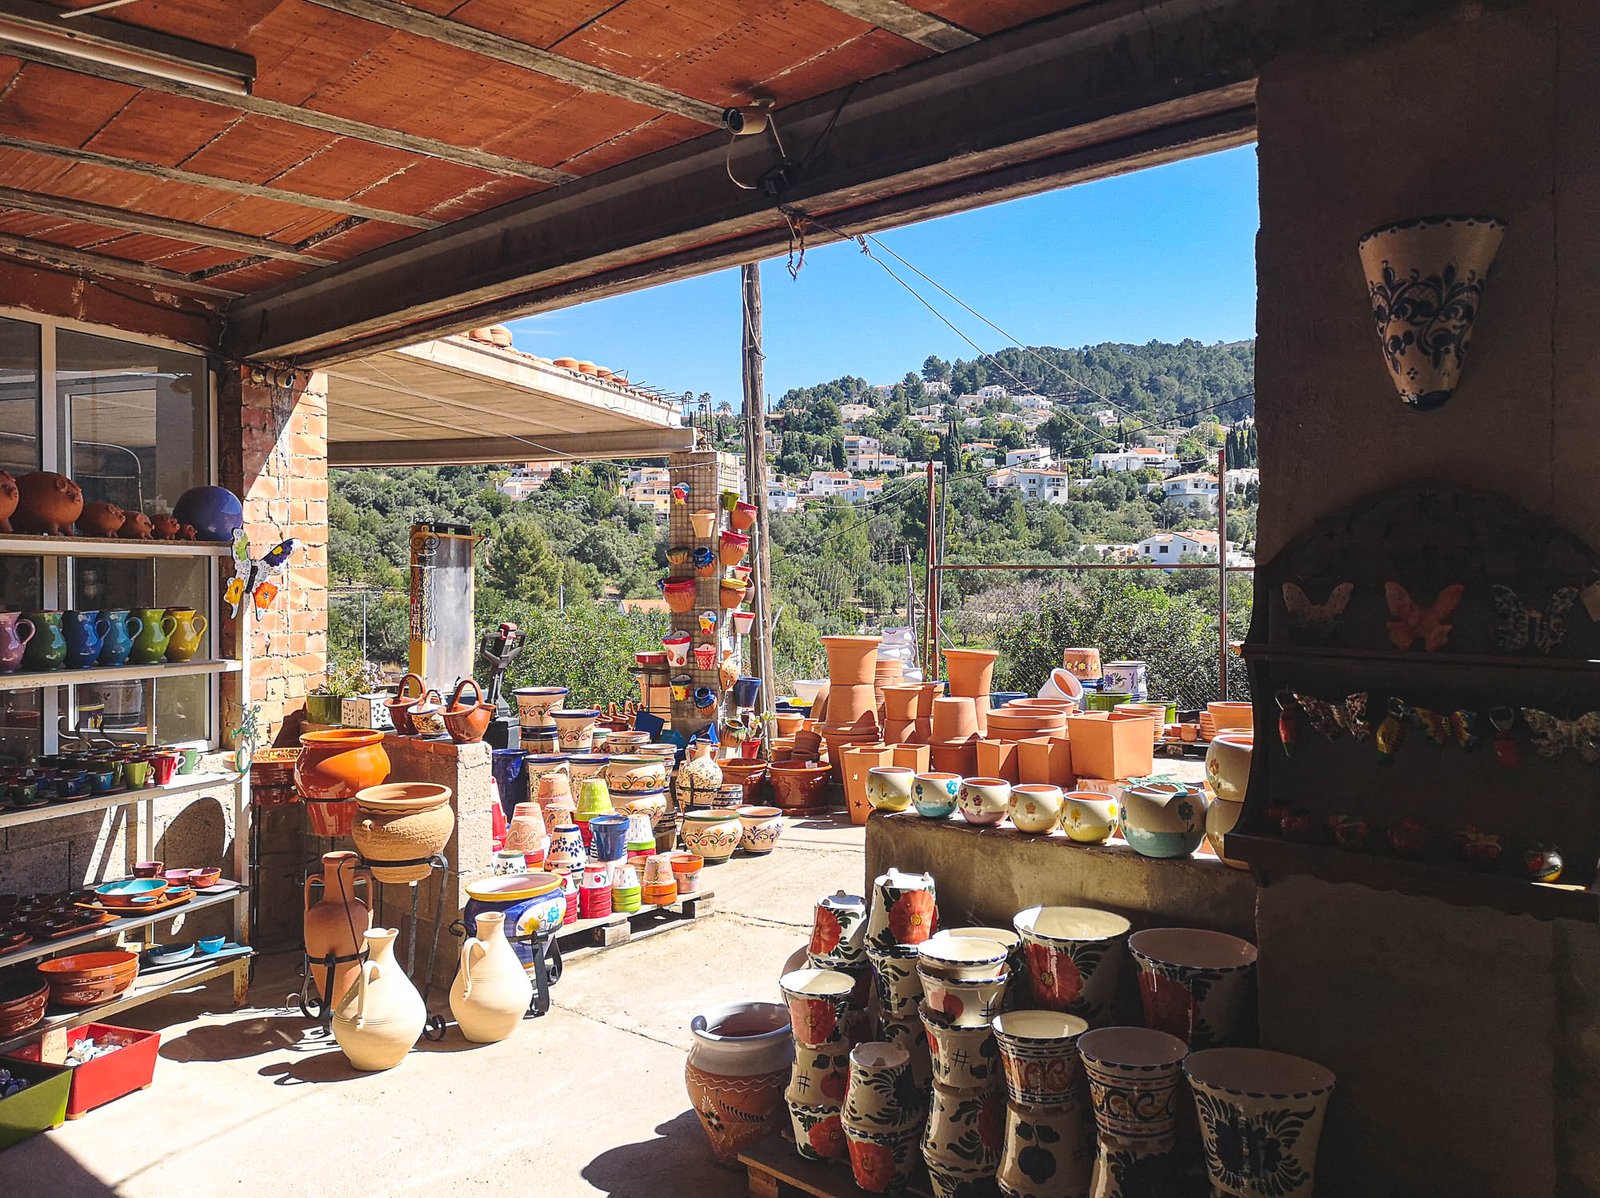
303,851 -> 373,1006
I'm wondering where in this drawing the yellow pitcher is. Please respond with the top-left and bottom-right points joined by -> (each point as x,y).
164,607 -> 209,663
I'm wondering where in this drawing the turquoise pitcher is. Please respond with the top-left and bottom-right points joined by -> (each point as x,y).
98,609 -> 144,668
21,610 -> 65,672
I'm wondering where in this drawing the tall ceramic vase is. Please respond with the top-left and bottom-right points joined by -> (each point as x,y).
303,850 -> 372,1008
448,911 -> 533,1044
994,1011 -> 1095,1198
1077,1026 -> 1189,1198
686,1001 -> 794,1165
1184,1049 -> 1335,1198
1357,214 -> 1506,410
331,927 -> 426,1071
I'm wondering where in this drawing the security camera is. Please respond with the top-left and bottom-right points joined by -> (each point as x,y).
722,98 -> 775,136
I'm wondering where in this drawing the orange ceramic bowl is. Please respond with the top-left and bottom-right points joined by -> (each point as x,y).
38,949 -> 139,983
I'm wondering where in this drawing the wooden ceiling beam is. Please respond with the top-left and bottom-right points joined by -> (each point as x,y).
0,135 -> 441,229
810,0 -> 978,51
300,0 -> 724,126
225,0 -> 1280,362
0,44 -> 573,183
0,185 -> 336,263
0,229 -> 239,297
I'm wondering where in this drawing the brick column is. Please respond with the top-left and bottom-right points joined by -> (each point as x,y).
217,364 -> 330,746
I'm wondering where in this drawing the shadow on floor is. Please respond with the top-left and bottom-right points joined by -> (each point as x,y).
159,1013 -> 324,1063
4,1126 -> 127,1196
581,1110 -> 748,1198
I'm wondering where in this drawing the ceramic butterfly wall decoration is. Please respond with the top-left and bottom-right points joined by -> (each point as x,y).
1291,691 -> 1371,740
1281,582 -> 1355,639
1520,709 -> 1600,762
226,530 -> 301,620
1384,581 -> 1465,651
1492,584 -> 1578,653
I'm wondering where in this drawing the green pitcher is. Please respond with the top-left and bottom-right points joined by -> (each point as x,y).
21,610 -> 64,672
130,607 -> 179,665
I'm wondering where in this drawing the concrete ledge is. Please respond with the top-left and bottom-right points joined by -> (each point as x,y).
863,811 -> 1258,941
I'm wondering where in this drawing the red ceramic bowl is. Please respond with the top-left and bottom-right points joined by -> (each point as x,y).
186,867 -> 222,889
0,978 -> 47,1037
38,949 -> 140,983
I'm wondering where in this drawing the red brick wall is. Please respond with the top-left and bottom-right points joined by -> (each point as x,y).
218,365 -> 330,745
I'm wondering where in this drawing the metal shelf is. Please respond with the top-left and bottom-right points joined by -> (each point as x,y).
0,886 -> 247,968
0,951 -> 253,1056
0,771 -> 243,830
0,658 -> 241,692
0,533 -> 232,559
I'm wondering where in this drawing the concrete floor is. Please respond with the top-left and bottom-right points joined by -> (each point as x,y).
7,810 -> 867,1197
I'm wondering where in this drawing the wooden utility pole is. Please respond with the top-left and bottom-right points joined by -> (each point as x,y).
923,461 -> 937,674
1217,446 -> 1229,698
741,263 -> 777,717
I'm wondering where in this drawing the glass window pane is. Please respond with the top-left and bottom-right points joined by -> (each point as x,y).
0,315 -> 41,474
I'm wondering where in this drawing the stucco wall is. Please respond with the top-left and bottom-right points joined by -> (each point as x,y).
1253,2 -> 1599,1193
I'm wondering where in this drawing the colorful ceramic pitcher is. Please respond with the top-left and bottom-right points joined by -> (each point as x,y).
129,607 -> 179,665
0,611 -> 35,674
164,607 -> 209,662
97,609 -> 144,668
63,609 -> 110,669
21,610 -> 65,672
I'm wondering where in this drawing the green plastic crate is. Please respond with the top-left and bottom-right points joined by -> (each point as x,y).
0,1057 -> 71,1150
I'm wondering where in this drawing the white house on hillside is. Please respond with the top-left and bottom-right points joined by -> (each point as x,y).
977,384 -> 1008,400
806,470 -> 854,498
1005,446 -> 1054,468
1152,471 -> 1220,510
767,482 -> 801,513
1092,447 -> 1181,475
844,435 -> 881,469
1013,394 -> 1052,410
1137,529 -> 1220,561
839,402 -> 875,424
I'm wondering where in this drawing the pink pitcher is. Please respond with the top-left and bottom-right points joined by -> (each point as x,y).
0,610 -> 35,674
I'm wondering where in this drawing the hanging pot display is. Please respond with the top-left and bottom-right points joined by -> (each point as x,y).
719,530 -> 750,567
1357,214 -> 1506,409
690,509 -> 719,538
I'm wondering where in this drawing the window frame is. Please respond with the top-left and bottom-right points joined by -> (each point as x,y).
0,305 -> 218,753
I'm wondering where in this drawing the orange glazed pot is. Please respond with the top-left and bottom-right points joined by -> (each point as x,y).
296,729 -> 392,801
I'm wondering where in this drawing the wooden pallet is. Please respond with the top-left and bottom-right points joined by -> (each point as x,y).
553,889 -> 714,952
739,1133 -> 932,1198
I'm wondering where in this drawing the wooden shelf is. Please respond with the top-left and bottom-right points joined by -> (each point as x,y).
0,771 -> 243,830
0,951 -> 252,1056
1241,642 -> 1600,674
0,533 -> 232,559
0,658 -> 241,692
0,886 -> 247,968
1225,832 -> 1600,922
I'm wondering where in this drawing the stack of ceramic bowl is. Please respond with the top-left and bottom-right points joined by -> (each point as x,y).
918,931 -> 1009,1197
1012,906 -> 1132,1026
781,965 -> 866,1165
512,686 -> 568,751
842,1040 -> 924,1193
927,695 -> 981,776
992,1009 -> 1094,1198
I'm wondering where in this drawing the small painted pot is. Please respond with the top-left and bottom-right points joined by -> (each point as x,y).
1128,927 -> 1258,1049
1063,790 -> 1119,843
917,966 -> 1008,1028
781,967 -> 859,1049
905,771 -> 956,819
790,1099 -> 849,1162
842,1040 -> 916,1132
866,766 -> 916,814
546,824 -> 584,873
550,709 -> 600,752
1119,780 -> 1207,859
992,1009 -> 1090,1107
866,943 -> 923,1019
916,934 -> 1008,982
692,685 -> 717,710
787,1029 -> 855,1106
866,868 -> 938,951
565,754 -> 610,787
1009,782 -> 1064,834
1204,730 -> 1254,803
718,530 -> 750,567
604,754 -> 668,793
1078,1024 -> 1188,1147
681,809 -> 742,864
1185,1048 -> 1336,1198
919,1003 -> 1001,1090
922,1076 -> 1004,1188
737,805 -> 782,855
956,777 -> 1011,826
810,892 -> 869,967
846,1121 -> 921,1195
670,675 -> 691,702
662,634 -> 692,668
1012,905 -> 1131,1024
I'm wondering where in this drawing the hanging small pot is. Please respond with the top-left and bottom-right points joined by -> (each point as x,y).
730,501 -> 758,532
693,686 -> 718,710
732,676 -> 762,708
731,610 -> 756,637
663,633 -> 692,669
671,674 -> 692,702
385,672 -> 425,735
666,544 -> 692,566
720,489 -> 740,514
720,579 -> 748,610
698,610 -> 719,634
663,578 -> 696,613
1357,214 -> 1506,409
693,642 -> 719,671
690,509 -> 719,538
693,546 -> 717,577
718,530 -> 750,568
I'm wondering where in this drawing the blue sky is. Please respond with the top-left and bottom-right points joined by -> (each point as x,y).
511,143 -> 1258,406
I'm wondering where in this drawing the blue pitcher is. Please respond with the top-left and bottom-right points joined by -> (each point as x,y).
98,609 -> 145,668
63,610 -> 110,669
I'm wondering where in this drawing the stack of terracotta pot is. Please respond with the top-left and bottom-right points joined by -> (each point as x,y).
872,654 -> 904,712
986,703 -> 1068,742
927,695 -> 981,776
816,635 -> 883,779
880,682 -> 937,745
943,648 -> 999,736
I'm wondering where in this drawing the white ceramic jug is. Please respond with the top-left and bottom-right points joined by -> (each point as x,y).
449,911 -> 533,1044
332,927 -> 426,1071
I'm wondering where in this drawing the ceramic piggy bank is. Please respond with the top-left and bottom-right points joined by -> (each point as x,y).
77,501 -> 126,537
119,511 -> 154,539
13,471 -> 83,535
0,470 -> 17,533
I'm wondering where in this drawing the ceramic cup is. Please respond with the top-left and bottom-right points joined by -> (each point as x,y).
1009,782 -> 1064,834
957,777 -> 1012,826
866,766 -> 916,814
780,967 -> 860,1049
1012,905 -> 1132,1025
911,772 -> 960,819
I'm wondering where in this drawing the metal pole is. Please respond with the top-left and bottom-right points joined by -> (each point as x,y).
923,461 -> 936,674
741,262 -> 777,719
360,589 -> 368,661
1217,446 -> 1229,699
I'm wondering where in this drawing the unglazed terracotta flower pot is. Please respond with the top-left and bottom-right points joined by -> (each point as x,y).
821,635 -> 881,685
690,509 -> 718,538
943,647 -> 999,734
930,696 -> 979,743
770,760 -> 831,813
1128,927 -> 1257,1049
1358,213 -> 1506,409
296,729 -> 391,801
1012,905 -> 1131,1024
686,1000 -> 794,1164
353,783 -> 455,883
1185,1048 -> 1335,1198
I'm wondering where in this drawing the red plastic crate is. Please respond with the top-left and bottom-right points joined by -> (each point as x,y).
8,1024 -> 159,1119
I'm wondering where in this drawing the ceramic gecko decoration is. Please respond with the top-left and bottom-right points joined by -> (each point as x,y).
1384,581 -> 1465,651
226,529 -> 301,619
